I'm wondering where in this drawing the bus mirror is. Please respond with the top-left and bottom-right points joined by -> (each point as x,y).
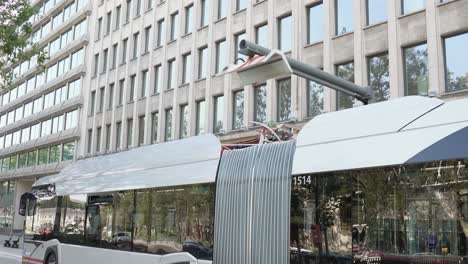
19,193 -> 37,216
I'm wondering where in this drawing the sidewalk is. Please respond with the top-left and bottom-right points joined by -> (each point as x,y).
0,235 -> 22,259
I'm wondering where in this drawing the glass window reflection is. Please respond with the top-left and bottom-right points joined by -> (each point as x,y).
404,43 -> 428,96
307,3 -> 324,44
367,0 -> 388,25
401,0 -> 425,15
336,0 -> 353,35
368,53 -> 390,102
444,33 -> 468,92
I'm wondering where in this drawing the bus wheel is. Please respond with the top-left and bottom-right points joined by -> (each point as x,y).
45,252 -> 58,264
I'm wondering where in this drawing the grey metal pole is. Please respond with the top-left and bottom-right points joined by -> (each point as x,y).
239,40 -> 373,104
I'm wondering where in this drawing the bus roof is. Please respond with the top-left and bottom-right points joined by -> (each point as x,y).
34,134 -> 222,195
293,96 -> 468,175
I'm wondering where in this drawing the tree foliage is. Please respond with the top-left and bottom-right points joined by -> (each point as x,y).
0,0 -> 46,89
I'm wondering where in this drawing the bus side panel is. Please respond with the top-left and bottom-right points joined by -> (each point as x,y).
23,240 -> 59,264
59,244 -> 205,264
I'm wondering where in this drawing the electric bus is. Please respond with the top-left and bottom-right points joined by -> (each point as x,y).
20,96 -> 468,264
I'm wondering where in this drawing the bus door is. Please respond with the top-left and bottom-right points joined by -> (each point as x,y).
85,195 -> 115,249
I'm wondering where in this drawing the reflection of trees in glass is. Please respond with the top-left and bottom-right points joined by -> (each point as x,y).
447,71 -> 468,92
254,84 -> 267,123
336,62 -> 359,110
291,159 -> 468,259
278,78 -> 292,121
307,81 -> 324,118
180,105 -> 189,138
368,54 -> 390,102
233,90 -> 244,130
214,96 -> 224,133
404,44 -> 428,96
165,109 -> 172,141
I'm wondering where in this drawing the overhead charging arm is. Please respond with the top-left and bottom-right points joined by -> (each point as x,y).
238,40 -> 373,104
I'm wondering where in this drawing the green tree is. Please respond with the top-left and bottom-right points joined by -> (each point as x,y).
368,54 -> 390,102
0,0 -> 46,89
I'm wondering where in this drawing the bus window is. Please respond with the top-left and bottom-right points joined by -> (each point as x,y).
24,194 -> 58,242
133,184 -> 215,260
58,195 -> 87,244
291,159 -> 468,264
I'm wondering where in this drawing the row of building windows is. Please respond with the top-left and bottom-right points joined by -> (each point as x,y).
0,79 -> 81,129
29,0 -> 88,44
0,141 -> 75,172
91,31 -> 468,120
0,109 -> 79,151
4,48 -> 84,111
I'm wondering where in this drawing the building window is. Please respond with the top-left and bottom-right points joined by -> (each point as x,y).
254,84 -> 267,123
153,65 -> 161,93
90,90 -> 96,114
335,0 -> 353,35
116,121 -> 122,149
129,75 -> 136,101
278,15 -> 292,52
141,70 -> 148,98
144,26 -> 151,53
167,59 -> 176,89
93,53 -> 99,76
200,0 -> 209,27
277,78 -> 292,121
115,5 -> 121,29
102,49 -> 108,73
112,43 -> 118,68
118,79 -> 125,105
182,53 -> 192,84
180,105 -> 189,138
157,19 -> 165,47
97,17 -> 103,40
132,32 -> 139,59
121,38 -> 128,64
232,90 -> 244,130
216,39 -> 227,73
108,83 -> 115,109
151,112 -> 158,143
38,148 -> 48,165
185,5 -> 193,34
368,53 -> 390,102
27,151 -> 37,166
307,81 -> 324,118
146,0 -> 152,10
218,0 -> 227,19
255,23 -> 268,48
444,33 -> 468,92
367,0 -> 387,25
96,127 -> 102,152
126,0 -> 132,23
236,0 -> 247,11
138,115 -> 145,146
98,87 -> 105,112
105,124 -> 111,151
62,142 -> 75,161
307,3 -> 324,44
336,62 -> 359,110
106,12 -> 112,35
234,32 -> 247,63
214,95 -> 224,133
127,118 -> 133,148
404,43 -> 428,96
135,0 -> 141,17
198,46 -> 208,79
170,12 -> 179,41
165,108 -> 173,141
196,100 -> 206,135
87,129 -> 92,154
401,0 -> 425,15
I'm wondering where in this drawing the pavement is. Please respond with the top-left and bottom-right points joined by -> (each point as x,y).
0,235 -> 22,264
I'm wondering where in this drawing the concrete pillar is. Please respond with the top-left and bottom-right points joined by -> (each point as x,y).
13,180 -> 33,232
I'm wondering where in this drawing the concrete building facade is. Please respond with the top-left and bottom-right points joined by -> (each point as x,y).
82,0 -> 468,159
0,0 -> 90,233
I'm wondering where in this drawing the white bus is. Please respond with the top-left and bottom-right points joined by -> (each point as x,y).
21,96 -> 468,264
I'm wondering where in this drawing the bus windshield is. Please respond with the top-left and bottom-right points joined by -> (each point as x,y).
291,159 -> 468,264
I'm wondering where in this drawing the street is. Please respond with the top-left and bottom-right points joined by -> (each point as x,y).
0,251 -> 20,264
